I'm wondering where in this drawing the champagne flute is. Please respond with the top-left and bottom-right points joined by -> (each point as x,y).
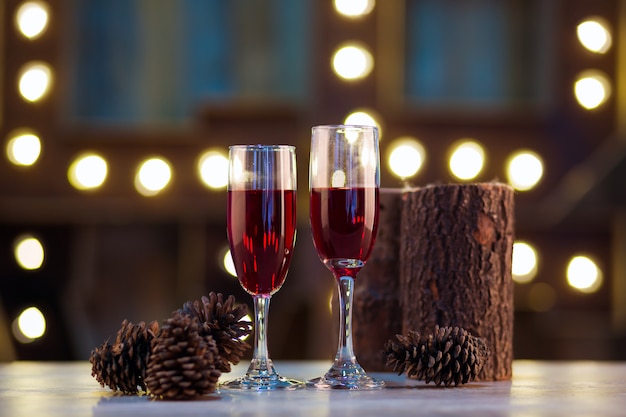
307,125 -> 385,390
223,145 -> 302,390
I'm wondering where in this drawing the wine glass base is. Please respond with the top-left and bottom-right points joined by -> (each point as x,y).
306,365 -> 386,390
221,375 -> 304,391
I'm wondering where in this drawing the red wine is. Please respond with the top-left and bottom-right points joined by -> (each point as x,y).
227,189 -> 296,295
310,187 -> 379,278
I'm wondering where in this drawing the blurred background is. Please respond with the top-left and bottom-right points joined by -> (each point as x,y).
1,0 -> 625,362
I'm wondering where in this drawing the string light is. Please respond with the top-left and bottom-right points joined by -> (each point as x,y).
68,153 -> 108,190
198,150 -> 229,189
512,241 -> 538,283
222,249 -> 237,278
567,255 -> 603,293
13,306 -> 46,343
387,137 -> 425,180
332,43 -> 373,80
507,151 -> 544,191
15,1 -> 50,40
577,17 -> 612,54
334,0 -> 375,17
14,235 -> 45,270
344,110 -> 382,139
135,157 -> 172,197
449,140 -> 485,181
574,70 -> 611,110
18,61 -> 52,102
5,129 -> 42,166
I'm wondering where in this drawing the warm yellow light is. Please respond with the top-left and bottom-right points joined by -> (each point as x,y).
5,130 -> 41,166
507,151 -> 544,191
387,137 -> 425,179
567,255 -> 603,293
68,153 -> 108,190
344,110 -> 382,138
18,62 -> 52,102
135,157 -> 172,196
332,43 -> 374,81
14,306 -> 46,342
449,140 -> 485,180
512,241 -> 538,283
574,70 -> 611,110
223,249 -> 237,278
577,18 -> 612,54
334,0 -> 375,17
14,235 -> 45,270
198,150 -> 229,189
15,1 -> 49,40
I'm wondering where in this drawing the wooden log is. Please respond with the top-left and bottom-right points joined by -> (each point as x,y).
400,183 -> 515,381
354,189 -> 404,371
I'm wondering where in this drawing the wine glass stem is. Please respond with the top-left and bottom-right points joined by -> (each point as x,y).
249,294 -> 275,375
335,276 -> 356,366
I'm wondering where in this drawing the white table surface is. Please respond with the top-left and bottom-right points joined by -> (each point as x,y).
0,360 -> 625,416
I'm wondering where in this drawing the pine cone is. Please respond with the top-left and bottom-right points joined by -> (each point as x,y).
89,319 -> 160,394
383,325 -> 489,386
145,312 -> 221,400
179,292 -> 252,372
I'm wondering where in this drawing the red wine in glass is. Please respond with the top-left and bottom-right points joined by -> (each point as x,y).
228,189 -> 297,295
308,124 -> 384,390
310,187 -> 379,278
223,144 -> 301,390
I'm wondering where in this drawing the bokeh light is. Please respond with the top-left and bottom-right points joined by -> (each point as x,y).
334,0 -> 375,17
567,255 -> 603,293
387,137 -> 426,179
14,235 -> 45,270
198,150 -> 229,189
135,157 -> 172,197
68,153 -> 108,190
344,110 -> 382,138
13,306 -> 46,343
223,249 -> 237,278
18,61 -> 52,102
512,241 -> 538,283
332,43 -> 374,80
449,140 -> 485,180
15,1 -> 50,40
5,129 -> 41,166
577,17 -> 612,54
574,70 -> 611,110
507,150 -> 544,191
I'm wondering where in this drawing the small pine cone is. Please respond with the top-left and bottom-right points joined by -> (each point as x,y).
383,325 -> 489,386
179,292 -> 252,372
145,312 -> 222,400
89,319 -> 160,394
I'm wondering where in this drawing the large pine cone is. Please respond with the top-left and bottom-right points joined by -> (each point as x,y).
383,325 -> 489,386
179,292 -> 252,372
145,312 -> 221,400
89,319 -> 160,394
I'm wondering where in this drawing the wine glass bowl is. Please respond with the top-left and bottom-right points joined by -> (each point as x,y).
308,125 -> 385,390
223,144 -> 302,390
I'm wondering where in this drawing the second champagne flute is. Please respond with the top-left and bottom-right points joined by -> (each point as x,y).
307,125 -> 385,390
222,145 -> 302,390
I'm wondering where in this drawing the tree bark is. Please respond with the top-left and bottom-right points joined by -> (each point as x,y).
400,183 -> 515,381
354,189 -> 404,371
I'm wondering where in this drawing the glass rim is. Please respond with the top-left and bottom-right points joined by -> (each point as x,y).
312,124 -> 378,132
229,144 -> 295,151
